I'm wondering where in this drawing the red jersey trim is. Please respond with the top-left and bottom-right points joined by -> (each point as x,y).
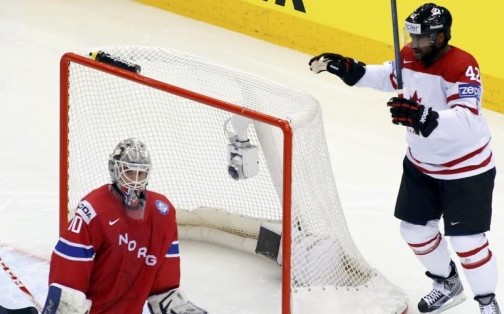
450,104 -> 479,115
411,152 -> 492,175
409,140 -> 490,168
440,141 -> 489,167
445,96 -> 479,114
390,73 -> 398,90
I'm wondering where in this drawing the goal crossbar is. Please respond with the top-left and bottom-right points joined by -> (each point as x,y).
59,48 -> 408,314
60,52 -> 294,313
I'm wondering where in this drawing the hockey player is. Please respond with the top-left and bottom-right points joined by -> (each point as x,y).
309,3 -> 500,314
42,138 -> 206,314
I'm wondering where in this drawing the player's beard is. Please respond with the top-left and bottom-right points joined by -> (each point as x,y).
419,42 -> 449,68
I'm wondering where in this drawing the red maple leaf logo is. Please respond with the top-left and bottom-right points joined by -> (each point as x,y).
410,91 -> 422,104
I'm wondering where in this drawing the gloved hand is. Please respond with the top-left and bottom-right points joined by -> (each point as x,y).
309,53 -> 366,86
387,97 -> 439,137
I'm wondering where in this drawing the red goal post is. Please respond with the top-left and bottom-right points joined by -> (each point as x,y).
60,50 -> 294,312
59,47 -> 408,314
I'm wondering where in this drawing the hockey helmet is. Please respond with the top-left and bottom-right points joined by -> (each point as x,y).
404,3 -> 452,48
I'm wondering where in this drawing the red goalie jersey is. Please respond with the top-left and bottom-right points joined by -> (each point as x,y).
49,184 -> 181,314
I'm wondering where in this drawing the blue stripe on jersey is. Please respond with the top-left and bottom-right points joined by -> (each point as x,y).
54,238 -> 95,261
166,241 -> 179,258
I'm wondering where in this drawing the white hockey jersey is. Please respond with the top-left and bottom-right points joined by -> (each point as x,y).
356,45 -> 494,180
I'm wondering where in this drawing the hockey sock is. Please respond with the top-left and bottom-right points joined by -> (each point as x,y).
400,220 -> 452,277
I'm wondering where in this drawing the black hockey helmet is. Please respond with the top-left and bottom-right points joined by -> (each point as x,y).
405,3 -> 452,42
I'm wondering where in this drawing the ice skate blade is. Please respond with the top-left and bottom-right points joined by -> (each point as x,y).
423,293 -> 467,314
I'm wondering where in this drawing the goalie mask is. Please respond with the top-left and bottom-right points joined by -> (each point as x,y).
109,138 -> 152,207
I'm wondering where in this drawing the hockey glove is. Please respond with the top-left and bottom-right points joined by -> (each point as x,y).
148,289 -> 207,314
387,97 -> 439,137
309,53 -> 366,86
42,284 -> 92,314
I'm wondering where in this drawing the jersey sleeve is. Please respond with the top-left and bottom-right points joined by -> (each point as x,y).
355,61 -> 397,92
443,57 -> 482,115
48,200 -> 100,293
355,48 -> 406,92
432,54 -> 486,145
150,200 -> 181,295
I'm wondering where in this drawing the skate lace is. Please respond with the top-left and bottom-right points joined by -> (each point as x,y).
479,302 -> 499,314
423,282 -> 448,306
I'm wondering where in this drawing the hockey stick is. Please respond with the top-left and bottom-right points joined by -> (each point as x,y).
390,0 -> 404,96
0,256 -> 43,312
0,305 -> 38,314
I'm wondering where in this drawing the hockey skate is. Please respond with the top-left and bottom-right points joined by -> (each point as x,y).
475,293 -> 501,314
418,261 -> 466,313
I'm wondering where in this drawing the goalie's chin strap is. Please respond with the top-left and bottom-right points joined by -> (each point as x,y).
111,183 -> 146,209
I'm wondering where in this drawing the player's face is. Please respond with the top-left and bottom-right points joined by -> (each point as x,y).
405,32 -> 443,61
124,169 -> 148,183
410,34 -> 432,48
123,166 -> 148,184
118,162 -> 150,192
411,42 -> 433,60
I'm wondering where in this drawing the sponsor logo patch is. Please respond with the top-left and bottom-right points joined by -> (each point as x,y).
75,200 -> 97,224
109,218 -> 120,226
155,200 -> 170,215
458,84 -> 481,100
405,21 -> 421,34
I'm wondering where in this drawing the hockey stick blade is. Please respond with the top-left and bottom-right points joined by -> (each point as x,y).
0,306 -> 38,314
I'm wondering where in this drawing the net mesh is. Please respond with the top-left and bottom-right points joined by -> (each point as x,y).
63,46 -> 388,294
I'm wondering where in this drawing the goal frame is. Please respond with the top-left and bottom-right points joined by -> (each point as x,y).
59,52 -> 294,314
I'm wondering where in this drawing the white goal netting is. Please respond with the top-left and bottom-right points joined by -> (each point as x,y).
61,46 -> 407,313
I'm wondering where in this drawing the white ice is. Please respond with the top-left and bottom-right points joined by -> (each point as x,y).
0,0 -> 503,313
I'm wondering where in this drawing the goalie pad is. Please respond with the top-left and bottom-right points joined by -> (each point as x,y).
42,283 -> 92,314
148,289 -> 207,314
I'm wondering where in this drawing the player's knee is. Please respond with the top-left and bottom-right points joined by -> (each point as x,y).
450,233 -> 493,269
400,220 -> 439,242
400,220 -> 442,255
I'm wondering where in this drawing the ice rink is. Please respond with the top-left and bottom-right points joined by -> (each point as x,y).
0,1 -> 503,313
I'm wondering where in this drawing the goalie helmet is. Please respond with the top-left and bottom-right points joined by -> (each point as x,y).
405,3 -> 452,47
109,138 -> 151,207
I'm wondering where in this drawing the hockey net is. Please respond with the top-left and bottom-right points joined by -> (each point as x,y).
60,46 -> 408,314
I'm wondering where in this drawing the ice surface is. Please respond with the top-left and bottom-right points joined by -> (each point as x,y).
0,0 -> 502,313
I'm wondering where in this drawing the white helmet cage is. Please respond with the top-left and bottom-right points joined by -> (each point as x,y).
108,138 -> 152,195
